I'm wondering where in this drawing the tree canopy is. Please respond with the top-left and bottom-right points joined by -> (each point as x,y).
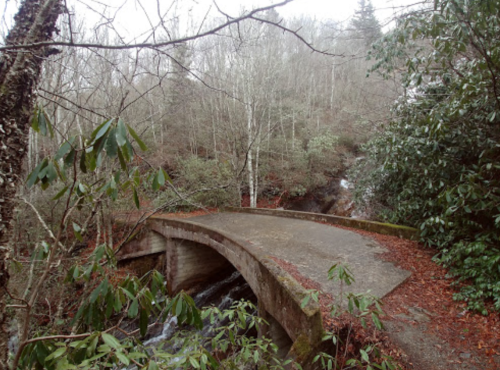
351,0 -> 382,46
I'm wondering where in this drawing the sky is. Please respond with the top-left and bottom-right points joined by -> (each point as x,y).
1,0 -> 419,42
214,0 -> 417,27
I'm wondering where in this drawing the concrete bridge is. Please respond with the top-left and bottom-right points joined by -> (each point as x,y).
116,208 -> 415,367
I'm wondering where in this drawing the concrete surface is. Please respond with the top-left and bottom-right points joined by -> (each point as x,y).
165,238 -> 233,294
190,212 -> 411,302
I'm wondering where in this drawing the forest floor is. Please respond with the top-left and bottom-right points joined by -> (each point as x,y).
158,207 -> 500,370
328,225 -> 500,370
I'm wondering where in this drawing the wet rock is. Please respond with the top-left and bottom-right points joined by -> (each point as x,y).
284,175 -> 356,217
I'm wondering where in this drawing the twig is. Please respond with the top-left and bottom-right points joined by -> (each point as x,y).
4,287 -> 29,307
22,251 -> 36,300
21,197 -> 67,252
24,332 -> 92,345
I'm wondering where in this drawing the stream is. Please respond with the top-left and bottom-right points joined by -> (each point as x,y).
285,176 -> 355,216
145,269 -> 257,349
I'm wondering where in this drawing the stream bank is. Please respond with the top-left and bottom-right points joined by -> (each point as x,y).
283,175 -> 355,217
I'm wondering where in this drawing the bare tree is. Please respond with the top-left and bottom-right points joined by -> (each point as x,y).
1,0 -> 354,365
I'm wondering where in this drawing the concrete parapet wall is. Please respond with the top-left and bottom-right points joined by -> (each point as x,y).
226,207 -> 419,240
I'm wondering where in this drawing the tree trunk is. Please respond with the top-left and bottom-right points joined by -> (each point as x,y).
246,101 -> 255,208
0,0 -> 61,366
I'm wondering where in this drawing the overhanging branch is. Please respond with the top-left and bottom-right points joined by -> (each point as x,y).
0,0 -> 342,58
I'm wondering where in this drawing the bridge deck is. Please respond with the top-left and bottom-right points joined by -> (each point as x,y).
185,212 -> 410,302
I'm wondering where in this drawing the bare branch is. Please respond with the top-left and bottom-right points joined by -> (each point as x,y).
39,87 -> 109,119
0,0 -> 343,59
21,197 -> 67,253
249,15 -> 348,57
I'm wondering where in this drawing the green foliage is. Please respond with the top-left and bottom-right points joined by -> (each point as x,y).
328,263 -> 354,286
32,106 -> 54,138
19,111 -> 293,370
173,156 -> 238,207
263,133 -> 342,197
19,298 -> 292,370
66,270 -> 201,334
29,113 -> 149,209
355,0 -> 500,311
313,263 -> 398,370
327,263 -> 384,330
300,289 -> 320,309
265,138 -> 310,194
18,264 -> 205,370
201,300 -> 291,370
19,239 -> 286,369
151,187 -> 195,212
153,300 -> 293,370
307,133 -> 341,175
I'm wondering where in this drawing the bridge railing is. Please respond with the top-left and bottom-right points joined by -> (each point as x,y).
225,207 -> 418,240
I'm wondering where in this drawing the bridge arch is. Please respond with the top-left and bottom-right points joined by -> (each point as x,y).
117,216 -> 324,365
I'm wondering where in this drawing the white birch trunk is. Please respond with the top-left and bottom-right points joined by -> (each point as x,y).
245,100 -> 255,208
330,62 -> 336,111
254,116 -> 263,207
148,92 -> 157,145
28,128 -> 33,174
212,97 -> 218,160
267,107 -> 271,153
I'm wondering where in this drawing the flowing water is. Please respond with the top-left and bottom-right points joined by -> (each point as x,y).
145,270 -> 257,348
285,176 -> 355,216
